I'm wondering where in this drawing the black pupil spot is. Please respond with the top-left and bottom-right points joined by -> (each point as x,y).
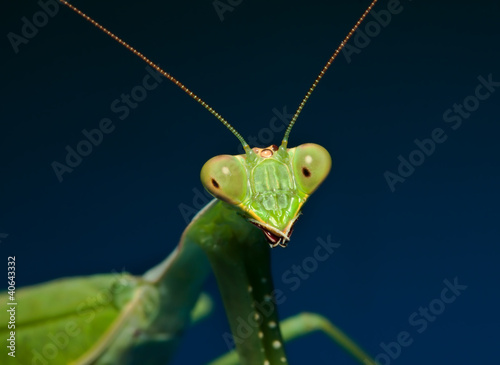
302,167 -> 311,177
211,179 -> 220,188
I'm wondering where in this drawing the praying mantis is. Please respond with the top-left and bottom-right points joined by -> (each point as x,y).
0,0 -> 392,364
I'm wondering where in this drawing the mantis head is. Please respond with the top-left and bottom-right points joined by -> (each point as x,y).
201,143 -> 331,247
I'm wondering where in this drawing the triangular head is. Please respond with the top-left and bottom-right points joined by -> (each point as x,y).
201,143 -> 331,247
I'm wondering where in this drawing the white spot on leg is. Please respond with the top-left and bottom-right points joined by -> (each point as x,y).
254,312 -> 260,321
258,331 -> 263,339
273,340 -> 282,349
268,321 -> 277,329
264,294 -> 272,301
248,286 -> 252,293
280,356 -> 287,362
264,361 -> 270,365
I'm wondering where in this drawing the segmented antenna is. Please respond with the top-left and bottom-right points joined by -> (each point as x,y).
59,0 -> 250,151
281,0 -> 379,147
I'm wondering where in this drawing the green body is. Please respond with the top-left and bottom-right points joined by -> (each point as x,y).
0,198 -> 282,364
4,1 -> 382,364
0,201 -> 214,364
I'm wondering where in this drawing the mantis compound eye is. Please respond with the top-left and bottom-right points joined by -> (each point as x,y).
200,155 -> 248,205
291,143 -> 332,195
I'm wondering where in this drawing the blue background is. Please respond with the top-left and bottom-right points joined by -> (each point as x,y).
1,0 -> 499,364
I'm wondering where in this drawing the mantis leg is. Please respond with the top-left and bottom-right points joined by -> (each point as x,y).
208,312 -> 378,365
190,292 -> 213,323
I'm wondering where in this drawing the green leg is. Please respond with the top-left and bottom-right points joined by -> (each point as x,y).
190,293 -> 213,323
208,312 -> 378,365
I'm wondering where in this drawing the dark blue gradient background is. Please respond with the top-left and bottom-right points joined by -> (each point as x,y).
1,0 -> 499,364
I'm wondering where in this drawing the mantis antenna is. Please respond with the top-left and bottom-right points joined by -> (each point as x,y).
58,0 -> 251,152
60,0 -> 378,151
281,0 -> 379,148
